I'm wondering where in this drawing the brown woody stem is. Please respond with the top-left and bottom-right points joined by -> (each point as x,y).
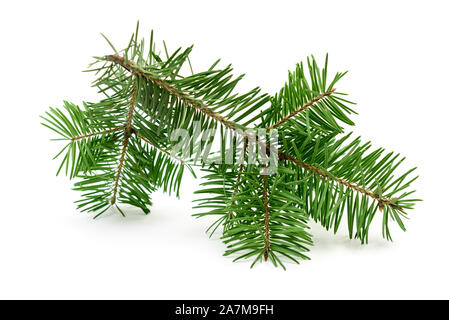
266,88 -> 335,132
278,152 -> 398,209
229,137 -> 249,220
70,126 -> 124,141
262,165 -> 270,261
234,137 -> 249,193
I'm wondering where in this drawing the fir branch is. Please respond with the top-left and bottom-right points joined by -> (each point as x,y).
42,26 -> 420,268
135,130 -> 186,164
105,54 -> 237,130
235,137 -> 249,187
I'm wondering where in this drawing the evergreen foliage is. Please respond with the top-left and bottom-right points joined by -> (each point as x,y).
42,23 -> 419,268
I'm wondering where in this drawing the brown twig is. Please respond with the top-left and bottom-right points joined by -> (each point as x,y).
278,152 -> 399,209
266,88 -> 336,132
234,137 -> 249,192
70,126 -> 124,141
106,54 -> 399,211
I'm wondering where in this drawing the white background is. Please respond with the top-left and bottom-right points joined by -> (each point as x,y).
1,0 -> 448,299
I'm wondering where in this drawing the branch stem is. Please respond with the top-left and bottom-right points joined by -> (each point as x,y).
278,152 -> 397,208
111,79 -> 138,205
106,54 -> 397,210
